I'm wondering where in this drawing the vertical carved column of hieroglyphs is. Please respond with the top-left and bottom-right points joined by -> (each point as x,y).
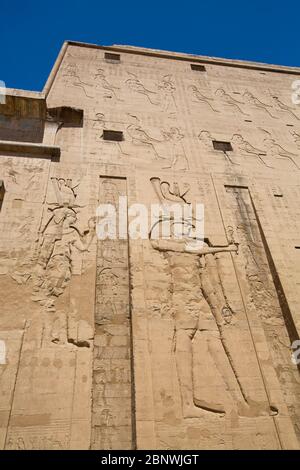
224,186 -> 300,443
91,176 -> 133,450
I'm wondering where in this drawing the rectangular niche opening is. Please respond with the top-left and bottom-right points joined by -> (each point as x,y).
103,130 -> 124,141
213,140 -> 233,152
190,63 -> 206,72
104,52 -> 121,63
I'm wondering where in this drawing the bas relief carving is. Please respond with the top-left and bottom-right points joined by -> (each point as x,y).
91,176 -> 132,450
126,115 -> 189,170
62,62 -> 93,98
94,112 -> 129,157
161,127 -> 189,171
94,68 -> 123,101
215,88 -> 249,116
2,47 -> 300,451
32,205 -> 95,311
126,72 -> 158,105
157,75 -> 177,114
189,85 -> 219,112
126,114 -> 165,160
230,134 -> 271,167
8,176 -> 95,312
243,91 -> 277,118
1,157 -> 46,199
271,96 -> 300,121
197,128 -> 300,170
263,136 -> 300,169
148,179 -> 279,420
225,186 -> 300,438
150,177 -> 190,204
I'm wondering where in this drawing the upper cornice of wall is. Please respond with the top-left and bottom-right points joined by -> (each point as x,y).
66,41 -> 300,74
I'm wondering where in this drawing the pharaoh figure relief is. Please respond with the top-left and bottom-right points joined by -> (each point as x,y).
162,127 -> 189,171
189,85 -> 219,112
126,72 -> 158,105
126,115 -> 189,169
243,91 -> 277,118
94,112 -> 129,157
94,68 -> 122,101
32,178 -> 95,310
126,114 -> 165,160
271,96 -> 300,121
215,88 -> 249,115
62,62 -> 93,98
148,178 -> 278,419
11,177 -> 96,312
157,74 -> 177,114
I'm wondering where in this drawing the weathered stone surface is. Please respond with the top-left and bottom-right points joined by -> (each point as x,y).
1,41 -> 300,449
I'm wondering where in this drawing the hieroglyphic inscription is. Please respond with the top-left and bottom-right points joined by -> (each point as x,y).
91,177 -> 133,450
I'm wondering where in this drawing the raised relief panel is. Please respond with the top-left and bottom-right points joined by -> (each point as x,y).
189,85 -> 219,112
29,177 -> 95,312
125,72 -> 159,105
138,176 -> 299,449
91,176 -> 133,450
94,68 -> 122,101
215,88 -> 249,116
61,62 -> 94,99
271,96 -> 300,121
224,185 -> 300,443
157,75 -> 177,114
2,42 -> 300,450
243,90 -> 277,118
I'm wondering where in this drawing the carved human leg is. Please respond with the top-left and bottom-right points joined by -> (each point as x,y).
175,328 -> 225,417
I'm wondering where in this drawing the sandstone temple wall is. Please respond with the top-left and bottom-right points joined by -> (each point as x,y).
0,42 -> 300,449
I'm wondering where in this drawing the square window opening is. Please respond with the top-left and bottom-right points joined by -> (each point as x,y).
190,64 -> 206,72
104,52 -> 121,63
213,140 -> 233,152
103,130 -> 123,141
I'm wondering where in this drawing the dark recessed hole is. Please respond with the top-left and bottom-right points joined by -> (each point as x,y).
190,64 -> 206,72
104,52 -> 121,62
103,130 -> 123,141
295,246 -> 300,250
0,180 -> 5,211
244,119 -> 252,122
213,140 -> 233,152
48,106 -> 84,127
274,194 -> 283,198
286,124 -> 294,127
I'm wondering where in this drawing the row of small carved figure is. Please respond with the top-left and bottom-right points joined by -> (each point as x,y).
63,64 -> 300,121
199,130 -> 300,169
92,111 -> 300,170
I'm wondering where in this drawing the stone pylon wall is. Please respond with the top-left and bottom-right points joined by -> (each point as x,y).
1,42 -> 300,449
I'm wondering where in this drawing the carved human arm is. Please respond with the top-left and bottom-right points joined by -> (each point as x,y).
150,238 -> 187,253
185,243 -> 238,255
72,237 -> 89,252
50,178 -> 63,206
245,143 -> 266,155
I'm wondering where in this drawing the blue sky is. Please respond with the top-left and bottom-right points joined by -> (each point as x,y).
1,0 -> 299,91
